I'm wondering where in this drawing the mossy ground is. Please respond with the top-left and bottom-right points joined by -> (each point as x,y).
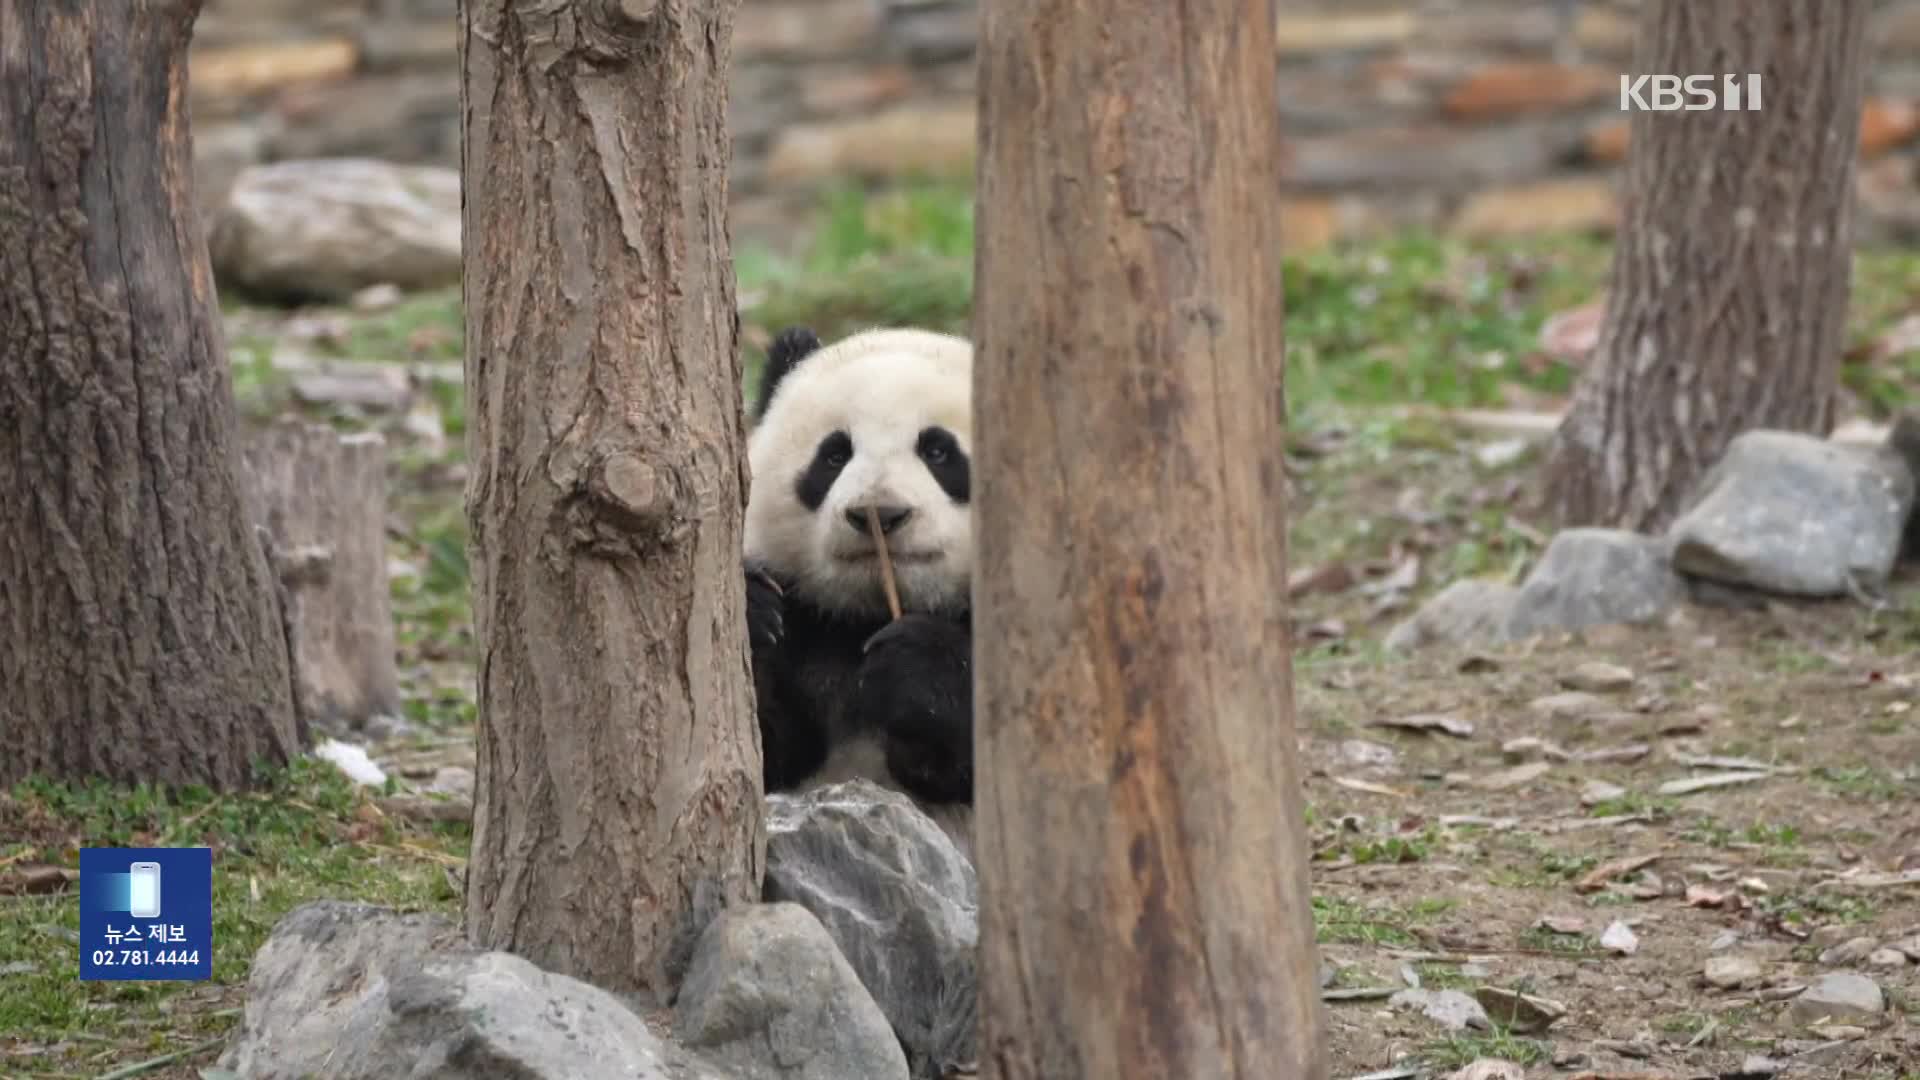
5,183 -> 1918,1078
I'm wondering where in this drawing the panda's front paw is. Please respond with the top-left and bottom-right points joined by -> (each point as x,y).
745,565 -> 785,651
859,615 -> 973,805
862,613 -> 966,658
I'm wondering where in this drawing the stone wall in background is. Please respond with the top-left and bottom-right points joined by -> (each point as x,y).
189,0 -> 1920,251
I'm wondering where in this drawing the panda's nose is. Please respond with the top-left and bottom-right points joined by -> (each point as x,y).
847,505 -> 913,535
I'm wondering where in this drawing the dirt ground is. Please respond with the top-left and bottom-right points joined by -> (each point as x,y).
1277,419 -> 1920,1079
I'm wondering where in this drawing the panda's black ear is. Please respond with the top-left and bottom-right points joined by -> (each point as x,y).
753,326 -> 822,422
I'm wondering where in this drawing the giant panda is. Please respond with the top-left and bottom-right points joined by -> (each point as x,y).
742,324 -> 976,855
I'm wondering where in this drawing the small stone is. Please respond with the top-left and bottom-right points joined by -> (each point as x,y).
1580,780 -> 1627,807
1820,937 -> 1880,967
1560,661 -> 1636,694
1704,954 -> 1763,990
290,367 -> 413,413
1529,691 -> 1611,720
1388,988 -> 1491,1032
1473,762 -> 1552,790
1383,579 -> 1520,653
350,282 -> 403,311
427,766 -> 474,799
1337,739 -> 1399,771
1867,948 -> 1910,969
1472,986 -> 1565,1034
1599,920 -> 1639,956
1474,438 -> 1530,470
1444,1060 -> 1525,1080
1809,925 -> 1863,950
1789,973 -> 1886,1026
1502,736 -> 1571,762
1893,934 -> 1920,961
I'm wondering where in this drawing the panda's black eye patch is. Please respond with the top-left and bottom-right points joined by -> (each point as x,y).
916,426 -> 970,505
796,430 -> 853,511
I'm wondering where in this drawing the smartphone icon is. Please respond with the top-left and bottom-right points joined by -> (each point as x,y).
128,862 -> 162,919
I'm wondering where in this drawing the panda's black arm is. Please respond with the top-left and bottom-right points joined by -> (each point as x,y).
746,564 -> 830,792
856,613 -> 974,806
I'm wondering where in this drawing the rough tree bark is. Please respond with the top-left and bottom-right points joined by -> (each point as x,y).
0,0 -> 302,790
1541,0 -> 1871,532
972,0 -> 1327,1077
459,0 -> 762,1002
242,420 -> 402,737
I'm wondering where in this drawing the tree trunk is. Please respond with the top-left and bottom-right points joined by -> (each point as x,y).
0,0 -> 302,791
972,0 -> 1327,1077
458,0 -> 762,1003
242,420 -> 402,738
1541,0 -> 1871,532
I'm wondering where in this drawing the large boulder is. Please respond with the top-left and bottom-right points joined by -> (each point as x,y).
208,158 -> 461,303
218,900 -> 732,1080
763,780 -> 977,1079
1667,430 -> 1916,597
1504,527 -> 1682,638
675,902 -> 908,1080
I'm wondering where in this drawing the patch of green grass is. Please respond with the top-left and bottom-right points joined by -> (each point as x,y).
1518,925 -> 1599,956
1419,1025 -> 1551,1070
0,760 -> 467,1073
1313,895 -> 1422,948
1331,829 -> 1437,867
1812,765 -> 1917,802
342,289 -> 464,363
1586,791 -> 1676,821
1412,961 -> 1480,990
1757,888 -> 1876,930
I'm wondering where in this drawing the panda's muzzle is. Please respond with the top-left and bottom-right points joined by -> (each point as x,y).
844,505 -> 912,535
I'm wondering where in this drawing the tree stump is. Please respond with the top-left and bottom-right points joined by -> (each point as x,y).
242,420 -> 402,737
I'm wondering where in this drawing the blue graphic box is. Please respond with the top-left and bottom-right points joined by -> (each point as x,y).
79,847 -> 213,981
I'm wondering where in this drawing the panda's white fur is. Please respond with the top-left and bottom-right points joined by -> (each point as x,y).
746,328 -> 973,620
744,327 -> 976,860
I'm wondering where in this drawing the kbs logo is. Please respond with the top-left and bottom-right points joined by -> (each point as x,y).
1619,74 -> 1763,112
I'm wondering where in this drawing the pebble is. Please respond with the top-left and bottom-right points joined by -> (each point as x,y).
1703,954 -> 1763,989
1818,937 -> 1879,967
1867,948 -> 1910,969
1560,661 -> 1636,693
1789,973 -> 1886,1026
1528,690 -> 1611,720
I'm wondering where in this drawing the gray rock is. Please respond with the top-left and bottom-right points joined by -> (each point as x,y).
1667,430 -> 1917,597
209,158 -> 463,303
764,780 -> 977,1079
1388,987 -> 1491,1032
1505,528 -> 1682,639
1703,953 -> 1763,989
1818,936 -> 1879,967
219,900 -> 730,1080
1869,947 -> 1911,969
1788,972 -> 1886,1026
1559,661 -> 1635,694
1527,691 -> 1611,721
675,902 -> 909,1080
1383,579 -> 1519,652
